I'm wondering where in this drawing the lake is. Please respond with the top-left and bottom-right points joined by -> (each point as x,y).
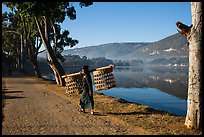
96,65 -> 188,117
41,65 -> 188,117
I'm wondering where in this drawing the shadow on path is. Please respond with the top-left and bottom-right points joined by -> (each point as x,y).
2,94 -> 26,100
2,90 -> 23,94
106,107 -> 174,116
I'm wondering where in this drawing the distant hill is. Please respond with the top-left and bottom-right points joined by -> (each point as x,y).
62,42 -> 150,60
39,33 -> 188,66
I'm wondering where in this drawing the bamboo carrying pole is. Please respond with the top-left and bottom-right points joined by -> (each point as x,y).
94,64 -> 115,71
62,71 -> 81,78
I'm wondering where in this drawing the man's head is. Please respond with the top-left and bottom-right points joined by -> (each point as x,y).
82,65 -> 89,73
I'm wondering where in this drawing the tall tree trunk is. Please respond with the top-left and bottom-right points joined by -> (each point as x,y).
185,2 -> 202,130
27,40 -> 42,78
30,56 -> 41,78
35,16 -> 66,86
21,15 -> 28,72
52,25 -> 57,55
16,37 -> 21,69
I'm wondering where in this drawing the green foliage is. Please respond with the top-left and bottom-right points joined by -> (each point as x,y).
50,24 -> 79,62
63,54 -> 113,68
25,2 -> 92,60
114,60 -> 130,66
2,10 -> 20,63
79,2 -> 93,8
3,2 -> 93,70
24,2 -> 92,23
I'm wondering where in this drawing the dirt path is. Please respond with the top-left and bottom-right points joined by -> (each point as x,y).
2,71 -> 150,135
2,71 -> 202,135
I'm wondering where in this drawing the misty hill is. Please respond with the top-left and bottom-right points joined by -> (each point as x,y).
126,33 -> 188,64
62,42 -> 150,60
39,33 -> 188,65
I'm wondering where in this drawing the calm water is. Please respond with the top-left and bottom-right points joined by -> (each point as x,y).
41,65 -> 188,117
97,88 -> 187,116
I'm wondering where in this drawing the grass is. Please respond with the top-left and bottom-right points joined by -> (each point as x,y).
93,92 -> 202,135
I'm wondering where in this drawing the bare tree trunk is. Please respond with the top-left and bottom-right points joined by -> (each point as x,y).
35,16 -> 66,86
27,40 -> 42,78
52,25 -> 57,55
16,37 -> 21,69
30,56 -> 41,78
21,15 -> 28,72
185,2 -> 202,130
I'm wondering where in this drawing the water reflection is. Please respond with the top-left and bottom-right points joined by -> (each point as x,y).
114,66 -> 188,100
97,65 -> 188,116
97,88 -> 187,116
40,64 -> 188,116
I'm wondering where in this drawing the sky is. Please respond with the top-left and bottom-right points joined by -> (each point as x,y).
2,2 -> 192,50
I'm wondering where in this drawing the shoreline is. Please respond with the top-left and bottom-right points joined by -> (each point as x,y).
2,71 -> 201,135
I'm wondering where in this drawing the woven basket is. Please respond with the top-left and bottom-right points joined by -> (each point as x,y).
62,72 -> 83,95
93,65 -> 116,91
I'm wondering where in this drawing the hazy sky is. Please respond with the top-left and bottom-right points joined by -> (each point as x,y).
2,2 -> 191,50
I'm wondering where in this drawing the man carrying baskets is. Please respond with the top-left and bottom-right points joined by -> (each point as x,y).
79,65 -> 95,115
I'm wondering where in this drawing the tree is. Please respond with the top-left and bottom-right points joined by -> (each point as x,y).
3,3 -> 42,77
2,11 -> 22,69
19,8 -> 42,77
176,2 -> 202,130
51,24 -> 79,63
3,2 -> 92,86
31,2 -> 92,86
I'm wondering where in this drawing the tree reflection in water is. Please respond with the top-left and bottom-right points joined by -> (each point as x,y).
97,65 -> 188,117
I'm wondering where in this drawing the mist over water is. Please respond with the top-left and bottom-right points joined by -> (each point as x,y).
97,65 -> 188,116
113,65 -> 188,100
